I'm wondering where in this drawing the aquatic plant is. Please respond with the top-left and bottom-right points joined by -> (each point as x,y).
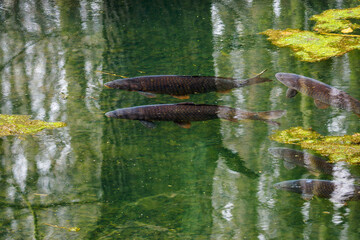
270,127 -> 360,164
261,6 -> 360,62
0,114 -> 66,137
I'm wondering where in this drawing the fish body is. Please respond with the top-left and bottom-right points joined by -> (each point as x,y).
105,102 -> 286,128
104,71 -> 271,99
275,73 -> 360,115
275,179 -> 360,201
268,147 -> 333,175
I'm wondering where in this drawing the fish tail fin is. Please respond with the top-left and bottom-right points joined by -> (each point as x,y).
236,69 -> 272,87
244,110 -> 286,127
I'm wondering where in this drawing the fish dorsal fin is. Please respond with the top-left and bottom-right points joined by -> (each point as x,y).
314,99 -> 330,109
286,88 -> 298,98
177,102 -> 195,105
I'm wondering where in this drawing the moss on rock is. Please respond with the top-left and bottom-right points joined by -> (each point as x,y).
261,6 -> 360,62
0,114 -> 66,137
270,127 -> 360,164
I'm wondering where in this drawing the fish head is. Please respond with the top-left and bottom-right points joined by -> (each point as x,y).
268,147 -> 286,158
105,110 -> 120,118
274,180 -> 303,194
105,108 -> 138,119
275,73 -> 301,89
104,78 -> 141,91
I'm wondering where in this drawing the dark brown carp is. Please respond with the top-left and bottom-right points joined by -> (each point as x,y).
275,73 -> 360,116
275,179 -> 360,202
105,102 -> 286,128
268,147 -> 333,175
104,70 -> 271,99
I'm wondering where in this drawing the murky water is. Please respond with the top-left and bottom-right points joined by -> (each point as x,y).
1,0 -> 360,239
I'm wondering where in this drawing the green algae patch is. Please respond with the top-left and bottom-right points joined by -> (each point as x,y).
311,6 -> 360,33
270,127 -> 360,164
261,6 -> 360,62
261,29 -> 360,62
0,114 -> 66,137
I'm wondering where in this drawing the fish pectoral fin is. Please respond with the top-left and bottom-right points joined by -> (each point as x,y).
172,95 -> 190,99
283,161 -> 296,170
301,193 -> 314,201
261,120 -> 281,127
174,121 -> 191,128
286,88 -> 298,98
138,91 -> 157,98
227,118 -> 238,123
314,99 -> 330,109
140,120 -> 156,128
309,170 -> 321,177
217,90 -> 231,94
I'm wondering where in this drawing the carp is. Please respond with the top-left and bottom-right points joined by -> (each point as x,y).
275,179 -> 360,202
104,70 -> 271,99
268,147 -> 333,175
275,73 -> 360,116
105,102 -> 286,128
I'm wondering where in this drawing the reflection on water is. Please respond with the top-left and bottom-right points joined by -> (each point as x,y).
1,0 -> 360,239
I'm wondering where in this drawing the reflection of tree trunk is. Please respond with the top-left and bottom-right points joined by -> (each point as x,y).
59,0 -> 100,165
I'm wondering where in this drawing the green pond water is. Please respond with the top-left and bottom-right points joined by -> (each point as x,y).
1,0 -> 360,239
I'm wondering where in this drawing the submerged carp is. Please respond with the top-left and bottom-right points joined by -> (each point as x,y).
268,147 -> 333,175
275,73 -> 360,116
105,102 -> 286,128
275,179 -> 360,202
104,70 -> 271,99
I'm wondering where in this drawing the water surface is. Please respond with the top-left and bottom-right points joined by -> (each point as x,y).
1,0 -> 360,239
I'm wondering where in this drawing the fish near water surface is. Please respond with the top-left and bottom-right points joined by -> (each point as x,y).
275,73 -> 360,116
104,70 -> 271,99
275,179 -> 360,202
268,147 -> 333,175
105,102 -> 286,128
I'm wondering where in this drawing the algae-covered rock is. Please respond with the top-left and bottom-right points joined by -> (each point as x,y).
311,6 -> 360,33
0,114 -> 66,137
261,29 -> 360,62
261,6 -> 360,62
270,127 -> 360,164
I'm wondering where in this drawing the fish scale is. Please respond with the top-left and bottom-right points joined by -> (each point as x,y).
275,73 -> 360,116
105,103 -> 286,128
104,71 -> 271,98
275,179 -> 360,201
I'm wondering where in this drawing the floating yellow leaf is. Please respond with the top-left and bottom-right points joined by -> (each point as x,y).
0,114 -> 66,137
270,127 -> 360,164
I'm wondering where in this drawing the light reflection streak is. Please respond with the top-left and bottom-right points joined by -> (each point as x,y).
0,0 -> 103,238
12,139 -> 28,192
211,4 -> 225,37
301,201 -> 312,240
211,157 -> 240,239
273,0 -> 281,18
